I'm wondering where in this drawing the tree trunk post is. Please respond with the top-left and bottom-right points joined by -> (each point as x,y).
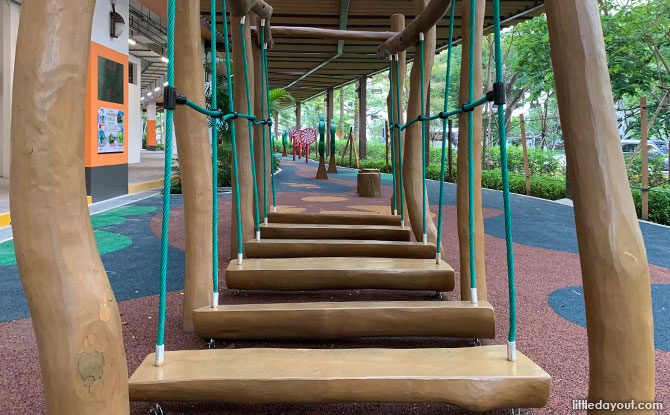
358,75 -> 367,158
546,1 -> 655,410
456,0 -> 487,301
388,14 -> 408,219
230,14 -> 256,257
326,87 -> 334,156
174,0 -> 214,330
10,1 -> 129,412
448,119 -> 453,182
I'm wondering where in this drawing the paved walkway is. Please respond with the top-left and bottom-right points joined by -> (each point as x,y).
0,157 -> 667,414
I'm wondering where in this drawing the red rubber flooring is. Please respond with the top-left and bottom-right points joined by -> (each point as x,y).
0,159 -> 668,414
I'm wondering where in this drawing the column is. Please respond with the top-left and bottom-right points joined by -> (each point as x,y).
358,75 -> 367,158
145,102 -> 157,151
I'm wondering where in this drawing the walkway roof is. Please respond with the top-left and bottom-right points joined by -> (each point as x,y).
139,0 -> 545,103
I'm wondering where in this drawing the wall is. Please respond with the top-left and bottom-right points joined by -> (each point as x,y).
128,54 -> 141,163
0,0 -> 21,178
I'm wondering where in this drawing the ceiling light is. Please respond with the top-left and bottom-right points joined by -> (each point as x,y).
128,38 -> 136,46
161,56 -> 169,63
154,87 -> 160,92
140,97 -> 145,101
163,81 -> 169,87
147,92 -> 153,96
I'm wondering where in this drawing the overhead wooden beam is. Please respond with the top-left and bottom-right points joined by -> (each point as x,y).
229,0 -> 274,48
251,26 -> 396,41
377,0 -> 452,58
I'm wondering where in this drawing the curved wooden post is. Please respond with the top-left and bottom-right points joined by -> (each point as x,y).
10,1 -> 129,412
403,0 -> 437,243
546,1 -> 655,409
456,0 -> 487,301
230,14 -> 256,256
174,0 -> 214,331
252,15 -> 271,220
387,14 -> 408,218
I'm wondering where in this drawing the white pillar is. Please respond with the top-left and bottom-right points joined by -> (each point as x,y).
128,54 -> 142,163
0,0 -> 21,178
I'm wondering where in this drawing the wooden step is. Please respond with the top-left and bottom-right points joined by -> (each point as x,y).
193,301 -> 495,339
129,346 -> 551,412
260,223 -> 411,241
268,211 -> 401,226
245,239 -> 436,259
226,257 -> 454,291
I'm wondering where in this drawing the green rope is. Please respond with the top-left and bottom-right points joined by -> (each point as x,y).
260,23 -> 268,222
209,0 -> 218,300
393,55 -> 405,226
222,112 -> 256,121
263,37 -> 277,210
467,0 -> 477,299
221,0 -> 243,261
492,0 -> 517,345
185,99 -> 221,118
156,0 -> 175,357
388,59 -> 398,214
240,19 -> 261,238
420,35 -> 427,242
436,1 -> 455,258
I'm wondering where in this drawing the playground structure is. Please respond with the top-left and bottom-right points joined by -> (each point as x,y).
8,1 -> 656,414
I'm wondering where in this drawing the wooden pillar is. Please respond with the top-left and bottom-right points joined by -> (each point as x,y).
546,1 -> 655,411
640,97 -> 649,220
520,114 -> 531,195
448,119 -> 453,182
251,15 -> 270,219
296,101 -> 301,130
385,120 -> 389,172
456,0 -> 487,301
425,82 -> 431,166
403,0 -> 438,243
388,13 -> 408,218
10,1 -> 129,412
358,75 -> 367,158
230,14 -> 256,257
173,0 -> 213,330
326,87 -> 334,156
339,87 -> 345,137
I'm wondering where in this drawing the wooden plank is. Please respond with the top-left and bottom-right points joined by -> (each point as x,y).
225,257 -> 454,291
245,239 -> 436,259
193,300 -> 494,339
268,211 -> 400,225
129,345 -> 551,411
260,223 -> 411,241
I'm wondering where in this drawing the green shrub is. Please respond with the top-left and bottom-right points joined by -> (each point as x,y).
631,186 -> 670,226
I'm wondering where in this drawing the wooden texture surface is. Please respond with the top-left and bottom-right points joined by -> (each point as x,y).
456,0 -> 487,301
268,211 -> 400,225
193,301 -> 494,339
253,26 -> 396,41
245,239 -> 436,259
129,346 -> 549,411
546,0 -> 655,410
9,1 -> 129,412
388,14 -> 410,219
260,223 -> 410,241
231,14 -> 256,257
377,0 -> 452,58
174,0 -> 214,331
403,0 -> 438,243
225,257 -> 454,291
358,172 -> 382,197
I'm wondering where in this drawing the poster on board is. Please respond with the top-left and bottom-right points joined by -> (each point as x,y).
97,107 -> 125,154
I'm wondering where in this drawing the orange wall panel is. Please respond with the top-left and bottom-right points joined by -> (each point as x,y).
85,41 -> 129,167
146,120 -> 156,147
